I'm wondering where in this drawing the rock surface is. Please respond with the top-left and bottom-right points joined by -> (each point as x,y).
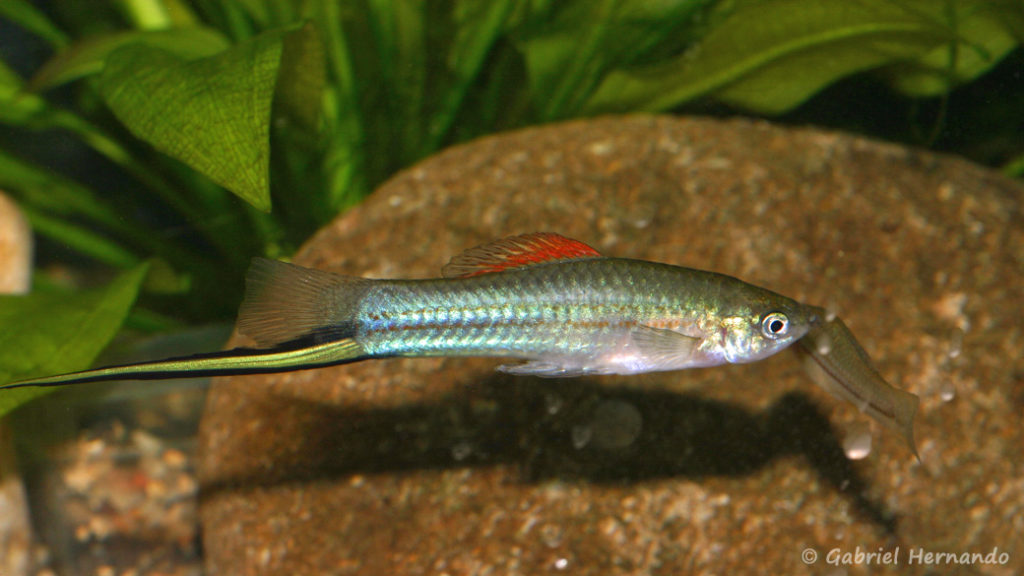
198,116 -> 1023,575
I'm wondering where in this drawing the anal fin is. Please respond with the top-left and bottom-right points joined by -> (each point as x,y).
497,360 -> 609,378
495,326 -> 702,378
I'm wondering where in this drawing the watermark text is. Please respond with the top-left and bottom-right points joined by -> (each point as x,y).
800,546 -> 1009,567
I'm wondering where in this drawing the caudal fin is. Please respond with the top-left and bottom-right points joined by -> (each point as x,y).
1,259 -> 372,391
237,258 -> 369,346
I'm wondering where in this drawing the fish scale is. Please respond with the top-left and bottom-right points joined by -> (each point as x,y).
354,258 -> 768,366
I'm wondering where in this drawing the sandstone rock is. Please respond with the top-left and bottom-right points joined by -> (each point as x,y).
198,116 -> 1023,575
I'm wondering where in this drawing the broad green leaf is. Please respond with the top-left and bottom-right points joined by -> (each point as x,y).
31,27 -> 230,91
986,0 -> 1024,40
0,264 -> 150,417
881,2 -> 1019,96
0,0 -> 69,48
100,30 -> 287,212
583,0 -> 960,115
275,22 -> 326,133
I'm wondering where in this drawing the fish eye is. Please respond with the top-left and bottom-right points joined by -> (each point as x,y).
761,312 -> 790,340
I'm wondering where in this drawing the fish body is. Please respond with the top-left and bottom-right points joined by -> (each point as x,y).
246,256 -> 818,377
0,233 -> 919,455
2,233 -> 817,385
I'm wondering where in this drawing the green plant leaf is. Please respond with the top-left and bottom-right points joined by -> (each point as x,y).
0,0 -> 69,48
514,0 -> 712,120
0,263 -> 150,417
424,0 -> 516,148
0,59 -> 50,125
881,1 -> 1019,96
30,27 -> 230,91
366,0 -> 429,164
275,21 -> 326,133
583,0 -> 963,115
21,208 -> 141,267
0,149 -> 201,268
99,30 -> 287,212
979,0 -> 1024,40
0,148 -> 126,228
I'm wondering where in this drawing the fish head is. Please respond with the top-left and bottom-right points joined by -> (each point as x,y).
715,297 -> 823,364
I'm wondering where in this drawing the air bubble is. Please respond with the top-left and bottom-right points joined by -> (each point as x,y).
554,558 -> 569,570
824,296 -> 839,322
545,394 -> 564,415
939,381 -> 956,402
843,424 -> 872,460
571,425 -> 592,449
948,327 -> 964,359
451,441 -> 473,461
814,330 -> 833,356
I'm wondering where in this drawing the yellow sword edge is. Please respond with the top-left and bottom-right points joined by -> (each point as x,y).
0,338 -> 365,390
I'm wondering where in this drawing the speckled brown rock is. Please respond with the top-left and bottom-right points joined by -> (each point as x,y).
198,116 -> 1023,575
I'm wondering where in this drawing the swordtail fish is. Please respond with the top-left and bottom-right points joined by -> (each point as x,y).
1,233 -> 918,454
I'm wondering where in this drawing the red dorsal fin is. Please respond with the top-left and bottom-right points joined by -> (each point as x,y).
442,233 -> 602,278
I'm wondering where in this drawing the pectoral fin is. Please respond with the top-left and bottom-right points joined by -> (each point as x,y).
796,318 -> 920,459
629,325 -> 703,371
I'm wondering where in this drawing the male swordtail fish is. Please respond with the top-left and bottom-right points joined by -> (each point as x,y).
1,233 -> 919,455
